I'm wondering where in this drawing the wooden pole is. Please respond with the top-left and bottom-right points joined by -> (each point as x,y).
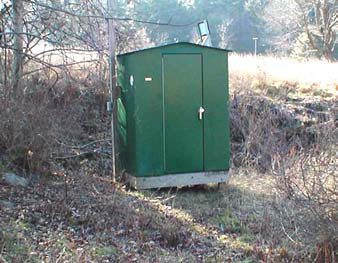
253,37 -> 258,56
107,0 -> 117,182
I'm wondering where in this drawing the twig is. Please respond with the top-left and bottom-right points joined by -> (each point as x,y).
53,150 -> 95,160
280,220 -> 298,244
92,183 -> 101,196
28,0 -> 199,27
54,138 -> 111,149
53,146 -> 112,160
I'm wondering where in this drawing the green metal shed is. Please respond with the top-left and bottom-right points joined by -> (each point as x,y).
117,42 -> 230,189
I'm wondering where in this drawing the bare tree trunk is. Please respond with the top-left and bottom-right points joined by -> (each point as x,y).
12,0 -> 24,97
4,34 -> 7,87
295,0 -> 336,61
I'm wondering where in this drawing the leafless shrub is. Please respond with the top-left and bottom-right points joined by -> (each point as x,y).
273,120 -> 337,239
0,70 -> 110,173
230,91 -> 317,172
230,73 -> 336,260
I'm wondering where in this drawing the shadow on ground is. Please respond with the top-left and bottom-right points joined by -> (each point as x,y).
1,169 -> 317,263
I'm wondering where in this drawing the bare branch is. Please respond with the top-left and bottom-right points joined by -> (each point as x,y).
29,0 -> 199,27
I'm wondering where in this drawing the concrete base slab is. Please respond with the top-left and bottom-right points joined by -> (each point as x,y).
125,171 -> 229,189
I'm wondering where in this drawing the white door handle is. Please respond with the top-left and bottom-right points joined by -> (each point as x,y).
198,106 -> 205,120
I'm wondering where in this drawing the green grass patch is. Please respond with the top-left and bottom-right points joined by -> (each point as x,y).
211,210 -> 246,234
92,245 -> 117,257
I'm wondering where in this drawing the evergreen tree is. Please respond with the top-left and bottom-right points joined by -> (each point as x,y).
135,0 -> 195,45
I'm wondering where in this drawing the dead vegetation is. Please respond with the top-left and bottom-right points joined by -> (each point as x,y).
0,54 -> 337,262
228,54 -> 337,262
0,61 -> 111,175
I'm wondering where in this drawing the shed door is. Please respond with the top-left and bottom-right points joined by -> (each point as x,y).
163,54 -> 203,174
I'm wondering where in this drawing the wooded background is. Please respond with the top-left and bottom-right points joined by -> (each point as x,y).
0,0 -> 337,93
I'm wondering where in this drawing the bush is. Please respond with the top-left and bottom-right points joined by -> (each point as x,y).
0,74 -> 109,173
229,67 -> 336,260
230,92 -> 319,172
273,121 -> 337,243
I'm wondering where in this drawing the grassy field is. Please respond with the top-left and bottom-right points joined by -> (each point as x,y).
0,54 -> 337,262
229,53 -> 337,98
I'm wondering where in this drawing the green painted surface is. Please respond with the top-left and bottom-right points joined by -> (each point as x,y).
203,50 -> 230,171
163,54 -> 203,173
133,52 -> 164,175
117,42 -> 230,177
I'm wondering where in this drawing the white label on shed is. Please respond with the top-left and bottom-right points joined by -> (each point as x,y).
130,75 -> 134,86
145,77 -> 152,82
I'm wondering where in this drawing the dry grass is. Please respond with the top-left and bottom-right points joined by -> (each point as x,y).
229,53 -> 337,98
228,53 -> 337,263
2,166 -> 332,263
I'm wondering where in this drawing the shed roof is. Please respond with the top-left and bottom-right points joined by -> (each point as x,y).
117,42 -> 231,57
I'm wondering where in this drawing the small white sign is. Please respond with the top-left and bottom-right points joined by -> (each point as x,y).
145,77 -> 152,82
130,75 -> 134,86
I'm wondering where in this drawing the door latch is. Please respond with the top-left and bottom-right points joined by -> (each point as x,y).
198,106 -> 205,120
